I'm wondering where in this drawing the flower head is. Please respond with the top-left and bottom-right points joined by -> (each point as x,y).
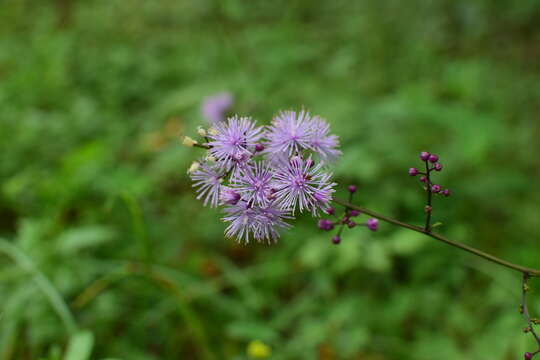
223,201 -> 292,243
201,92 -> 233,124
265,110 -> 313,156
231,161 -> 275,206
190,162 -> 224,208
272,156 -> 336,215
308,116 -> 341,162
207,116 -> 264,172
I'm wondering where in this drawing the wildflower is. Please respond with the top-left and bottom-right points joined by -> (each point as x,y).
272,156 -> 336,215
207,116 -> 264,171
201,92 -> 233,124
231,161 -> 275,206
190,162 -> 224,208
265,110 -> 313,156
308,116 -> 341,162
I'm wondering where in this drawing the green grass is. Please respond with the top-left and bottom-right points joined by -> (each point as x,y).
1,1 -> 540,359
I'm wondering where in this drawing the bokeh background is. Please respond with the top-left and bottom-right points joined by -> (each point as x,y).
2,1 -> 540,359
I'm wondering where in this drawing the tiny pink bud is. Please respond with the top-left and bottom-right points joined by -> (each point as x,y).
419,176 -> 427,183
332,235 -> 341,244
431,184 -> 441,193
434,163 -> 442,171
442,189 -> 450,197
366,218 -> 378,231
524,352 -> 533,360
348,185 -> 357,193
428,154 -> 439,163
318,219 -> 334,231
420,152 -> 430,161
255,143 -> 265,152
409,168 -> 419,176
325,207 -> 335,215
349,210 -> 360,217
347,221 -> 356,229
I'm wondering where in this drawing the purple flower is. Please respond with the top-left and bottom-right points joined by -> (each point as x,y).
190,162 -> 224,208
265,110 -> 313,156
223,202 -> 292,243
231,161 -> 274,206
220,187 -> 241,205
201,92 -> 233,124
207,116 -> 264,172
308,116 -> 341,162
318,219 -> 334,231
272,156 -> 336,215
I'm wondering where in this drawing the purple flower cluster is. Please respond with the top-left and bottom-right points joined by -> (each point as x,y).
201,92 -> 234,124
188,110 -> 340,243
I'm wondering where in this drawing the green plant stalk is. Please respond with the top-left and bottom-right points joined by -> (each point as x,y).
0,239 -> 78,333
332,198 -> 540,277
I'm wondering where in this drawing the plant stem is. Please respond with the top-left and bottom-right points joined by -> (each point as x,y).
424,161 -> 432,232
332,198 -> 540,277
522,273 -> 540,347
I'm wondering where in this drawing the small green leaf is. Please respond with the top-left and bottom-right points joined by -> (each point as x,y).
64,331 -> 94,360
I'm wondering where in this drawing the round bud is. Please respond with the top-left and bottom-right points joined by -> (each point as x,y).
347,221 -> 357,229
409,168 -> 419,176
434,163 -> 442,171
332,235 -> 341,245
325,207 -> 335,215
431,184 -> 441,193
348,185 -> 357,193
255,143 -> 265,152
524,352 -> 533,360
341,216 -> 350,224
428,154 -> 439,163
318,219 -> 334,231
420,151 -> 430,161
419,176 -> 427,183
442,189 -> 450,197
366,218 -> 379,231
349,210 -> 360,217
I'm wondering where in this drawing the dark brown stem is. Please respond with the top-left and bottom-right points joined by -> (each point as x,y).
522,273 -> 540,347
332,198 -> 540,277
193,143 -> 211,150
424,161 -> 432,232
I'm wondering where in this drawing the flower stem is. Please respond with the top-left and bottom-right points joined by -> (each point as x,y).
522,273 -> 540,347
424,160 -> 432,232
332,198 -> 540,277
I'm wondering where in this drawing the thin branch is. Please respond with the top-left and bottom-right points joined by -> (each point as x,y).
522,273 -> 540,347
332,198 -> 540,277
424,160 -> 432,232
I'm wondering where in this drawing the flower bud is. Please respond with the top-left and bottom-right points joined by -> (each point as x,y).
431,184 -> 441,193
182,136 -> 198,147
332,235 -> 341,244
187,161 -> 200,174
220,188 -> 241,205
207,127 -> 218,136
325,207 -> 335,215
442,189 -> 450,197
347,221 -> 357,229
434,163 -> 442,171
409,167 -> 419,176
318,219 -> 334,231
348,185 -> 357,193
420,151 -> 430,161
197,126 -> 207,137
255,143 -> 265,152
524,352 -> 533,360
349,209 -> 360,217
366,218 -> 378,231
419,176 -> 427,183
428,154 -> 439,163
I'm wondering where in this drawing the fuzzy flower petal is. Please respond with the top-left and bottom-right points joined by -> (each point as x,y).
230,161 -> 275,206
190,162 -> 224,208
309,116 -> 342,162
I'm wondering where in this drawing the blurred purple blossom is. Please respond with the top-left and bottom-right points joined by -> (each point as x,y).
190,162 -> 223,208
201,92 -> 233,124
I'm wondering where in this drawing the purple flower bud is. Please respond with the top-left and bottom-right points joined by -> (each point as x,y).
349,209 -> 360,217
419,176 -> 427,183
428,154 -> 439,163
524,352 -> 533,360
347,221 -> 356,229
348,185 -> 357,193
431,184 -> 441,193
255,143 -> 265,152
409,167 -> 419,176
341,216 -> 350,224
220,188 -> 241,205
420,152 -> 430,161
325,207 -> 335,215
434,163 -> 442,171
366,218 -> 378,231
332,235 -> 341,244
442,189 -> 450,197
318,219 -> 334,231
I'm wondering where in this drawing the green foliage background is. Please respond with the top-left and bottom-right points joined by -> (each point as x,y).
1,1 -> 540,359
